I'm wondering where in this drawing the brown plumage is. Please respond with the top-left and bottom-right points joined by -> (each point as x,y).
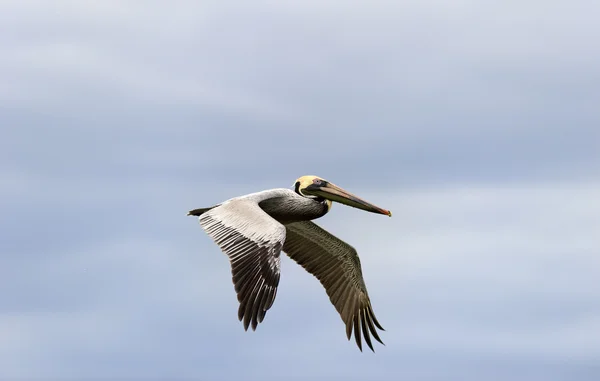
283,221 -> 384,351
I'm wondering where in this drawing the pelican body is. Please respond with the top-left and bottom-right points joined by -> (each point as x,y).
188,175 -> 391,352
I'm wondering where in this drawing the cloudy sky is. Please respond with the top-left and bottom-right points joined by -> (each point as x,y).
2,0 -> 599,379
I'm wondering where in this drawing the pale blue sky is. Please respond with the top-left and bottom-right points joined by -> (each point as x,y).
1,1 -> 599,380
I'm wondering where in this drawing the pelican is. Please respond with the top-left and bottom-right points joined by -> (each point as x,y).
187,175 -> 392,352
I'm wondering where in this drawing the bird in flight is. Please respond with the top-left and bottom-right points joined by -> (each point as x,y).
188,175 -> 392,351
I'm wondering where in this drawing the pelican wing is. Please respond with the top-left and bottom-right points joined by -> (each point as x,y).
283,221 -> 384,352
199,199 -> 286,331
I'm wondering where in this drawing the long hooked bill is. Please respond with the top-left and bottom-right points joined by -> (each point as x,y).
304,182 -> 392,217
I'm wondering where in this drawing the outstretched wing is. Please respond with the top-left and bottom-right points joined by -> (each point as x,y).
198,198 -> 286,330
283,220 -> 384,352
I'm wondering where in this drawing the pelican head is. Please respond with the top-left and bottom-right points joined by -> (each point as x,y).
294,175 -> 392,217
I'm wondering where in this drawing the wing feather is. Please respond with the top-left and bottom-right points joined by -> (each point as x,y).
282,220 -> 384,352
199,199 -> 285,331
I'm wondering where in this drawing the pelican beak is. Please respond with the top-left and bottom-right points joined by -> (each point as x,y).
303,182 -> 392,217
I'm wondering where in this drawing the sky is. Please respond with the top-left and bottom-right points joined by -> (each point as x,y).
1,0 -> 599,379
